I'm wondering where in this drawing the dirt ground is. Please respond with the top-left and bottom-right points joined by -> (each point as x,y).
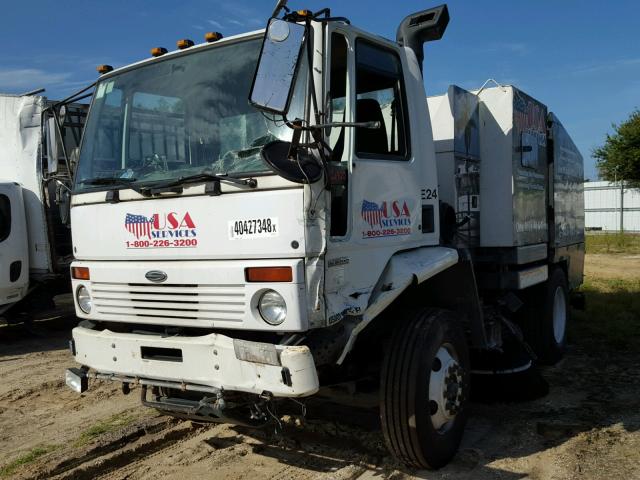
1,254 -> 639,480
584,253 -> 640,280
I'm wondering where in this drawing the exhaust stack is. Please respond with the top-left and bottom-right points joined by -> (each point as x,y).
396,4 -> 449,73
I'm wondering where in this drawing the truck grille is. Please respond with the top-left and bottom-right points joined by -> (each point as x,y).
91,282 -> 246,323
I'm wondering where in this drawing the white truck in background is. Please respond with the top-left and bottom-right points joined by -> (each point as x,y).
0,93 -> 87,321
65,3 -> 584,469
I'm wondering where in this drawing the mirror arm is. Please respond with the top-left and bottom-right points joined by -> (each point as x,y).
305,18 -> 322,127
271,0 -> 289,18
287,119 -> 304,160
311,121 -> 381,129
49,81 -> 96,112
308,129 -> 332,190
43,175 -> 73,193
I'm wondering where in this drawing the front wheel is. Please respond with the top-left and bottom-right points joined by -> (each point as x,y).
380,308 -> 470,470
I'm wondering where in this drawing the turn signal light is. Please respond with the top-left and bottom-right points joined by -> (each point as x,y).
71,267 -> 90,280
205,32 -> 223,43
151,47 -> 168,57
297,9 -> 312,17
96,64 -> 113,75
245,267 -> 293,283
177,39 -> 194,49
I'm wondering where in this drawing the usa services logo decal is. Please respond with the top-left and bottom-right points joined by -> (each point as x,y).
361,199 -> 412,239
124,212 -> 198,249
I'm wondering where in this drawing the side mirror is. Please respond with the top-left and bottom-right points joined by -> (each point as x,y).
46,116 -> 59,174
58,186 -> 71,225
69,147 -> 80,178
261,141 -> 322,184
249,19 -> 306,115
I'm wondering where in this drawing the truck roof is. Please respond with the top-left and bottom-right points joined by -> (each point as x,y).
97,29 -> 264,81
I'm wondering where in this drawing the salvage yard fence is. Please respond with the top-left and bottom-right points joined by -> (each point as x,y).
584,181 -> 640,233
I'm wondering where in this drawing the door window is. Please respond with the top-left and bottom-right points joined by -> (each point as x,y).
327,33 -> 349,237
0,194 -> 11,243
327,33 -> 348,161
355,40 -> 409,159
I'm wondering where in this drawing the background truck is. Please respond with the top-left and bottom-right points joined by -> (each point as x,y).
0,92 -> 87,321
65,2 -> 584,469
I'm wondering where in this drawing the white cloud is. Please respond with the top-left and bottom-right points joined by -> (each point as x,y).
227,19 -> 244,27
485,42 -> 529,56
571,57 -> 640,76
207,19 -> 223,29
0,68 -> 72,92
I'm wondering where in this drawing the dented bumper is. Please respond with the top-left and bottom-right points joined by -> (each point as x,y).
70,325 -> 319,397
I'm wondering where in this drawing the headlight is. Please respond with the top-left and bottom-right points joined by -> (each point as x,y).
258,290 -> 287,325
76,285 -> 92,314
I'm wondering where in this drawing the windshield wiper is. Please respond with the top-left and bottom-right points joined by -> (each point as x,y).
82,177 -> 137,185
80,176 -> 149,196
141,172 -> 257,197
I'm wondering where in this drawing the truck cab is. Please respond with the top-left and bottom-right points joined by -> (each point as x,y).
0,93 -> 87,320
0,183 -> 29,311
67,4 -> 583,469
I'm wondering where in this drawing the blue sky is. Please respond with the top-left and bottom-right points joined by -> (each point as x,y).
1,1 -> 638,179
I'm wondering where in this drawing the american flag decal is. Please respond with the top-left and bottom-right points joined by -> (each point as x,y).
125,213 -> 153,239
361,200 -> 383,227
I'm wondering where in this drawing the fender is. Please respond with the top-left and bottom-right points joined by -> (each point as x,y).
336,246 -> 458,364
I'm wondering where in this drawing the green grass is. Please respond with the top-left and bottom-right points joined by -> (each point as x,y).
572,277 -> 640,351
585,233 -> 640,254
0,445 -> 60,478
73,411 -> 141,447
0,411 -> 145,477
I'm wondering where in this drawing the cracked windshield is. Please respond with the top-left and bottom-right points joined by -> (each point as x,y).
75,37 -> 306,192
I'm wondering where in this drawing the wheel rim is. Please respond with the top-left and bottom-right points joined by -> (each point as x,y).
429,343 -> 464,432
552,286 -> 567,344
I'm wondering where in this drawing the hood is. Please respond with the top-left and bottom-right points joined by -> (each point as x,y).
71,188 -> 306,261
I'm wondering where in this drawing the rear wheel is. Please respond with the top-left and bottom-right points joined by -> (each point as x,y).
380,308 -> 470,469
519,268 -> 569,365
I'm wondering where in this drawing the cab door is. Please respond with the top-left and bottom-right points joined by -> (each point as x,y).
324,28 -> 440,323
0,183 -> 29,308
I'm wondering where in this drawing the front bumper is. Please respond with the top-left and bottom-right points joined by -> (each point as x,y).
70,325 -> 319,398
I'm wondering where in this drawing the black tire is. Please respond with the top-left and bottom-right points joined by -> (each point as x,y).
519,268 -> 569,365
380,308 -> 470,470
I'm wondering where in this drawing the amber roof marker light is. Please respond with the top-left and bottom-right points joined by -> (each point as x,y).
205,32 -> 223,43
150,47 -> 168,57
96,65 -> 113,75
177,39 -> 194,50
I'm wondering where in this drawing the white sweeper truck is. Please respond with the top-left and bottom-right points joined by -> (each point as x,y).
65,3 -> 584,468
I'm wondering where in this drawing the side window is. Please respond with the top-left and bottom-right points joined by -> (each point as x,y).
520,132 -> 540,169
94,87 -> 123,173
355,40 -> 409,159
0,194 -> 11,243
328,33 -> 349,237
327,33 -> 348,161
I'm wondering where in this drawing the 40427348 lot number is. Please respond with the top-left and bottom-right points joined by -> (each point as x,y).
229,217 -> 279,239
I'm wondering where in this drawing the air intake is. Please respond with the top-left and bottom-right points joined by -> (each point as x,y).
396,4 -> 449,72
